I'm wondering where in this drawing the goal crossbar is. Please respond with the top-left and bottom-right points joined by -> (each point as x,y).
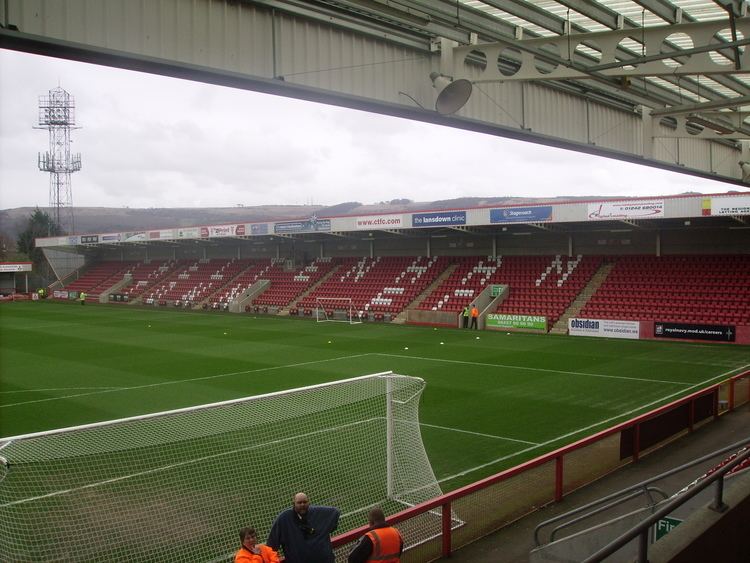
315,296 -> 362,324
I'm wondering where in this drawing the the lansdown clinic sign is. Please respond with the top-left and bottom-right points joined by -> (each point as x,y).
411,211 -> 466,227
568,318 -> 640,339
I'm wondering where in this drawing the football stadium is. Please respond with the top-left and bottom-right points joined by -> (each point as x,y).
2,2 -> 750,562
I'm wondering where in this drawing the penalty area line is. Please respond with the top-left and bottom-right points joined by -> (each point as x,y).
419,422 -> 539,445
375,353 -> 694,386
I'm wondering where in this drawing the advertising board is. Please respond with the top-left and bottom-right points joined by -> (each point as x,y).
412,211 -> 466,227
490,206 -> 552,223
568,318 -> 640,339
486,314 -> 546,330
654,322 -> 735,342
587,200 -> 664,220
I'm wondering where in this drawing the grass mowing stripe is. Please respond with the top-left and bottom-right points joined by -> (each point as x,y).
433,362 -> 750,486
0,387 -> 125,394
0,354 -> 371,410
419,422 -> 539,445
375,353 -> 695,386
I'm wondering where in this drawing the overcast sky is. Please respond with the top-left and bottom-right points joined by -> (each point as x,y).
0,48 -> 740,211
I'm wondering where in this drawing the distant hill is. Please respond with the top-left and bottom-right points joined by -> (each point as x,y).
0,195 -> 605,246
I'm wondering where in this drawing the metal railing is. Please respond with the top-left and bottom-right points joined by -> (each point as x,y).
582,442 -> 750,562
534,436 -> 750,547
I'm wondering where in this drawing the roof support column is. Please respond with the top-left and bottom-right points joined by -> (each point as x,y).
656,230 -> 661,257
440,37 -> 457,76
641,106 -> 654,159
426,236 -> 431,258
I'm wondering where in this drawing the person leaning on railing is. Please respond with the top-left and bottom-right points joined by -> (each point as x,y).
347,506 -> 403,563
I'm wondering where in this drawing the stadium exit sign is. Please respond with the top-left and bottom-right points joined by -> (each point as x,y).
654,516 -> 682,541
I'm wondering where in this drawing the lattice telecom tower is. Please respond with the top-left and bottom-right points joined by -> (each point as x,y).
36,86 -> 81,234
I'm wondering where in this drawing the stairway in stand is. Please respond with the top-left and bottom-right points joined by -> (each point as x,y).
277,266 -> 339,316
392,263 -> 457,324
549,261 -> 615,334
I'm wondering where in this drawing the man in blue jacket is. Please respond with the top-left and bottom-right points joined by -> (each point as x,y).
267,492 -> 340,563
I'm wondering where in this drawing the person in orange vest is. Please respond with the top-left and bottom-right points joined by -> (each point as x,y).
234,526 -> 279,563
470,303 -> 479,329
347,506 -> 403,563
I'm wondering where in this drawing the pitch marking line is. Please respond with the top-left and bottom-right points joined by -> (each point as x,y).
432,363 -> 750,486
0,354 -> 371,408
376,353 -> 694,386
0,387 -> 124,395
419,422 -> 539,445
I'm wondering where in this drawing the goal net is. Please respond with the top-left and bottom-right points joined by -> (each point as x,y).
315,297 -> 362,324
0,373 -> 448,562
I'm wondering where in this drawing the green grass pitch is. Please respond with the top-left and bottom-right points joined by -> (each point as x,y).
2,301 -> 748,491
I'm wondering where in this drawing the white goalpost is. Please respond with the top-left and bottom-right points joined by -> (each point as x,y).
0,373 -> 450,562
315,296 -> 363,324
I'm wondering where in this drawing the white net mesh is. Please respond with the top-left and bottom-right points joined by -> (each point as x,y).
315,297 -> 362,324
0,373 -> 443,562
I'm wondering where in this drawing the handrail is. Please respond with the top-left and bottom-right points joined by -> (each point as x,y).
534,435 -> 750,545
548,486 -> 668,544
582,444 -> 750,563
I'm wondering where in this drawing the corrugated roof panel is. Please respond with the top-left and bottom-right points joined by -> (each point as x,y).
671,0 -> 730,21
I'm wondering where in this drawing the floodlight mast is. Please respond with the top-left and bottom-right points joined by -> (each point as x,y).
36,86 -> 81,234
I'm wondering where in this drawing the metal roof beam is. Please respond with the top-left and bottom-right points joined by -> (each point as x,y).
477,0 -> 566,35
245,0 -> 434,50
554,1 -> 626,30
442,5 -> 746,110
587,36 -> 750,72
714,1 -> 748,17
632,0 -> 683,24
558,1 -> 750,99
651,94 -> 750,116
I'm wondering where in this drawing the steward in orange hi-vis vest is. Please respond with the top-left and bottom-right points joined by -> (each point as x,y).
347,507 -> 403,563
364,526 -> 402,563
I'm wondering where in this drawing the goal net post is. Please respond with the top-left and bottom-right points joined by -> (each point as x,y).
315,297 -> 362,324
0,373 -> 448,562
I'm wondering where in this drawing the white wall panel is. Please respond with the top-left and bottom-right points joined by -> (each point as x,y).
586,103 -> 641,154
274,13 -> 430,105
522,86 -> 587,142
678,137 -> 713,172
664,195 -> 704,218
711,143 -> 740,178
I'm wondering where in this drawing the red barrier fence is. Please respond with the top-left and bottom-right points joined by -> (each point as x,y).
331,369 -> 750,562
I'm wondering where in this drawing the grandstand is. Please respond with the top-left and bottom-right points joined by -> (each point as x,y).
580,255 -> 750,326
36,193 -> 750,345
